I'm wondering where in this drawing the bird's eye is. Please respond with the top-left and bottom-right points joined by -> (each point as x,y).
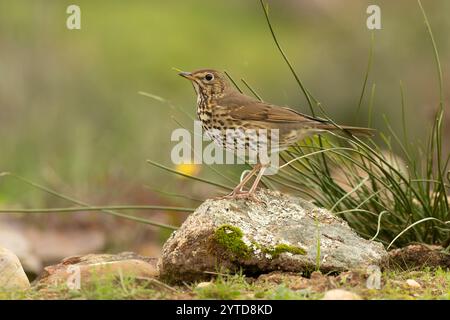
204,73 -> 214,81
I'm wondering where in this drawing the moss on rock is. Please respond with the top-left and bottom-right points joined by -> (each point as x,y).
213,225 -> 252,259
213,224 -> 307,261
265,244 -> 307,258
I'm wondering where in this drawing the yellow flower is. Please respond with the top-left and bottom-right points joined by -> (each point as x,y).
176,163 -> 201,177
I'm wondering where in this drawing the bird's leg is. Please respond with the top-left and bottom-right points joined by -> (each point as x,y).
216,164 -> 268,201
248,164 -> 268,195
231,164 -> 268,203
229,163 -> 261,195
215,164 -> 261,199
229,164 -> 268,202
237,169 -> 257,192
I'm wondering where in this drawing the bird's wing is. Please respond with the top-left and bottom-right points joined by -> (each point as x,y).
221,94 -> 327,125
217,93 -> 375,136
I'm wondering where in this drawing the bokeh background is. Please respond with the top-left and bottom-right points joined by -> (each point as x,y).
0,0 -> 449,276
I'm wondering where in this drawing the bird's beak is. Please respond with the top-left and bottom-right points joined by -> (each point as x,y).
178,71 -> 194,80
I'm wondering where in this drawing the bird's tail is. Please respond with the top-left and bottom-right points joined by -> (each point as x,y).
316,124 -> 376,137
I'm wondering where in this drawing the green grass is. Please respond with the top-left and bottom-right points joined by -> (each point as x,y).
259,0 -> 450,249
194,273 -> 252,299
1,268 -> 449,300
1,276 -> 175,300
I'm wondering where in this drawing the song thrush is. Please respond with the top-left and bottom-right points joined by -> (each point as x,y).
179,68 -> 374,198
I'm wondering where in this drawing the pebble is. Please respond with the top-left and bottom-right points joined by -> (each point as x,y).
406,279 -> 421,288
322,289 -> 362,300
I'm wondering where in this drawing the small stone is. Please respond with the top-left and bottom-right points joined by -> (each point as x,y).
0,247 -> 30,291
35,252 -> 158,289
196,281 -> 212,289
406,279 -> 421,288
322,289 -> 361,300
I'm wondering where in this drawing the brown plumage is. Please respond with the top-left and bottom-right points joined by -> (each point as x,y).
179,68 -> 375,198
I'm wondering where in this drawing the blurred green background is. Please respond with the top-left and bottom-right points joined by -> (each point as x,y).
0,0 -> 449,268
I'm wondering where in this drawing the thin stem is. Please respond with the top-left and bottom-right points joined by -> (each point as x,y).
0,205 -> 194,214
224,70 -> 243,93
356,32 -> 375,120
0,173 -> 178,230
241,78 -> 263,101
259,0 -> 314,114
147,160 -> 234,191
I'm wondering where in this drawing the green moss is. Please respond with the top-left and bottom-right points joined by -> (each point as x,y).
213,225 -> 252,259
212,225 -> 306,260
264,243 -> 306,258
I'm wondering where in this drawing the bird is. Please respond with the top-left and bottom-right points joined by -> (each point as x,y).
179,68 -> 374,199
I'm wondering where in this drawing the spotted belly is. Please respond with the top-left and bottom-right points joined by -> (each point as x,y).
201,119 -> 280,156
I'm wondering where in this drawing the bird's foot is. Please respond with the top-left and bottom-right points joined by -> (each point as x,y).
215,190 -> 263,203
214,190 -> 246,200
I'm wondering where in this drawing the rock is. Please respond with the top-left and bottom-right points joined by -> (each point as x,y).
35,252 -> 158,289
322,289 -> 361,300
0,247 -> 30,291
158,189 -> 387,282
406,279 -> 421,288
